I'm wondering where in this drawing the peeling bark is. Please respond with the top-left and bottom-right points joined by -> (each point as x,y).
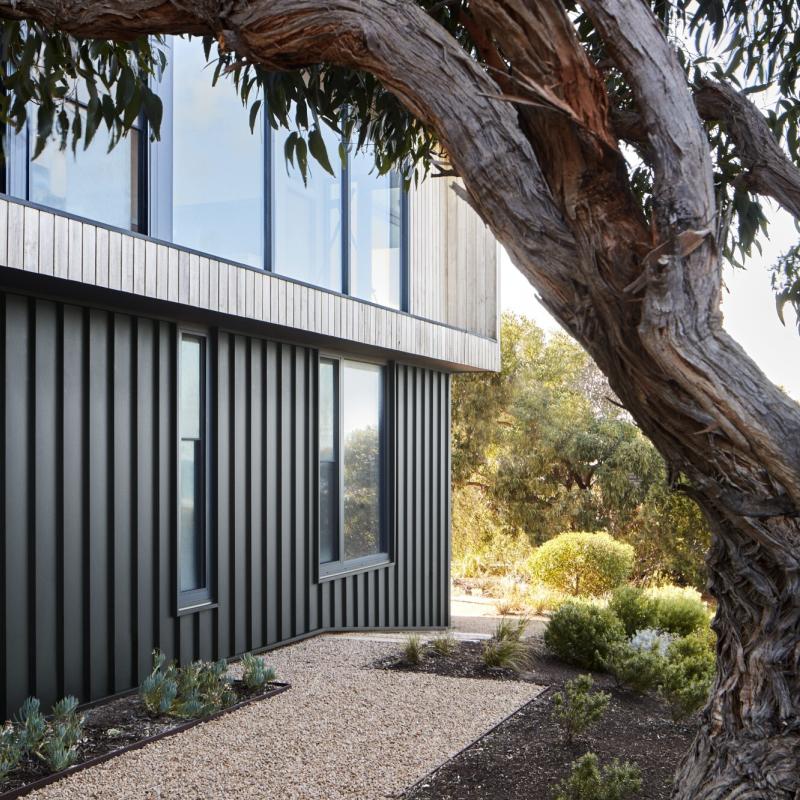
2,1 -> 800,796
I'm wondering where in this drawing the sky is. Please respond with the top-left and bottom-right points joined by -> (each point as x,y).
500,203 -> 800,400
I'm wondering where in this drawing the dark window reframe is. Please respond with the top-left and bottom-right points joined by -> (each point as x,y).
317,352 -> 394,582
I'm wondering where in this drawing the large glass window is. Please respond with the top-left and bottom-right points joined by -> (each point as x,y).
28,89 -> 141,231
349,148 -> 403,309
171,37 -> 264,267
273,124 -> 342,291
319,357 -> 387,574
179,333 -> 210,607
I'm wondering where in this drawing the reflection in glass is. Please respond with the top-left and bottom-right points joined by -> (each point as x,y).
29,106 -> 139,231
273,123 -> 342,290
179,334 -> 205,595
172,37 -> 264,266
319,359 -> 338,564
180,439 -> 203,591
349,148 -> 402,309
343,361 -> 383,560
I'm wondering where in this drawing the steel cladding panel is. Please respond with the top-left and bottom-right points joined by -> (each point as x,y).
0,290 -> 451,716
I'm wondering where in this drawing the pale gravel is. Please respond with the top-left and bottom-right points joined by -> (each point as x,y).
29,635 -> 543,800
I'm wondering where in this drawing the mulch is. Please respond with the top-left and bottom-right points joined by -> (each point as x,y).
389,641 -> 697,800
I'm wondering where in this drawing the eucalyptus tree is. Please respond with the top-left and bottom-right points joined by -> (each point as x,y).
1,1 -> 799,796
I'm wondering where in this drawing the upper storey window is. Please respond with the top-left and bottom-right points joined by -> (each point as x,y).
27,83 -> 143,232
171,37 -> 264,268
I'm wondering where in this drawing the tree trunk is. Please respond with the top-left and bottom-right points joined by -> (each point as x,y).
2,0 -> 800,795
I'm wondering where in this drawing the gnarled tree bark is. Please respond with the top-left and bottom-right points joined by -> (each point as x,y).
2,1 -> 799,796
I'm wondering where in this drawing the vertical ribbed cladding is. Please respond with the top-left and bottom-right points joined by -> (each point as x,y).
0,290 -> 452,717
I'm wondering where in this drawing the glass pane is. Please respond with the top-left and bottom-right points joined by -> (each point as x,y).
29,107 -> 139,231
343,361 -> 383,560
319,360 -> 336,462
180,439 -> 204,592
273,122 -> 342,291
319,461 -> 338,564
180,336 -> 202,439
349,148 -> 402,309
172,37 -> 264,267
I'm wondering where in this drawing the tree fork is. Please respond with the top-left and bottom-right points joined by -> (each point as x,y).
2,1 -> 800,795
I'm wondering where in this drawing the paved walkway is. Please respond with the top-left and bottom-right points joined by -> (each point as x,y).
31,628 -> 542,799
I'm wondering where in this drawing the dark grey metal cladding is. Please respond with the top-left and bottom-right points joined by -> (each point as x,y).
0,289 -> 451,717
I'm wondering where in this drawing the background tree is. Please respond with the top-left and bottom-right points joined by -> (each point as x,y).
1,1 -> 799,795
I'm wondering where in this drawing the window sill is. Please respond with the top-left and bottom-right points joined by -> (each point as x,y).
177,600 -> 218,617
318,554 -> 393,583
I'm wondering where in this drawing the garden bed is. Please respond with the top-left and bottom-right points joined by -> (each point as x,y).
401,649 -> 695,800
0,681 -> 289,800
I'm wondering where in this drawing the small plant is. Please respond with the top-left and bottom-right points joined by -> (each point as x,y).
545,602 -> 626,671
608,586 -> 658,637
629,628 -> 675,656
529,532 -> 634,597
50,696 -> 84,751
551,674 -> 610,744
140,650 -> 178,716
553,752 -> 642,800
496,583 -> 526,615
482,638 -> 529,671
494,616 -> 529,642
172,659 -> 236,719
402,634 -> 424,665
40,733 -> 77,772
602,640 -> 665,693
525,585 -> 565,615
15,697 -> 46,756
0,728 -> 22,780
429,633 -> 457,657
241,653 -> 277,691
659,629 -> 716,720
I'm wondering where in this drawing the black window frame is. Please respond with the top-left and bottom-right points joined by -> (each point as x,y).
317,353 -> 394,581
176,327 -> 214,612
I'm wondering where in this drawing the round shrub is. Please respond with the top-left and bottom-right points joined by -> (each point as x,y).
609,586 -> 658,637
545,602 -> 626,671
659,628 -> 717,720
648,585 -> 710,636
530,531 -> 635,597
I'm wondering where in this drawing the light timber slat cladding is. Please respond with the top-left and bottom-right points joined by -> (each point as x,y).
0,290 -> 452,717
0,197 -> 498,372
408,177 -> 499,341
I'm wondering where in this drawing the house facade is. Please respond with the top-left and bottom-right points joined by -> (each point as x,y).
0,38 -> 499,717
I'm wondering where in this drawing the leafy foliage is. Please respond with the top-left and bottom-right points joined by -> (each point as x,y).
240,653 -> 277,692
553,752 -> 642,800
551,674 -> 610,744
602,639 -> 667,693
659,629 -> 717,720
140,650 -> 179,716
648,586 -> 710,637
14,697 -> 46,756
529,532 -> 634,597
0,728 -> 21,780
608,586 -> 659,638
172,658 -> 236,719
544,603 -> 626,671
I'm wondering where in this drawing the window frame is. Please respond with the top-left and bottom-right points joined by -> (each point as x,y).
176,326 -> 215,613
317,352 -> 394,582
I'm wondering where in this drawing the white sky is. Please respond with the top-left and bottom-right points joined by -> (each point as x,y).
500,203 -> 800,400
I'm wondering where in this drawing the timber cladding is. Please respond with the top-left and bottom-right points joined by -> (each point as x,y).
0,290 -> 451,717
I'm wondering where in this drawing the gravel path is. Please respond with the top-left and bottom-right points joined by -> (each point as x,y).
30,635 -> 542,800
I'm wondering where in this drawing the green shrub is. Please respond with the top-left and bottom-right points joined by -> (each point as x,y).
429,633 -> 457,657
554,753 -> 642,800
545,602 -> 626,671
172,659 -> 236,719
140,650 -> 178,716
402,634 -> 424,665
602,640 -> 665,693
495,616 -> 529,643
15,697 -> 46,755
482,638 -> 529,672
648,585 -> 709,637
241,653 -> 277,692
608,586 -> 658,637
0,728 -> 22,780
551,675 -> 610,743
659,629 -> 716,720
529,532 -> 634,597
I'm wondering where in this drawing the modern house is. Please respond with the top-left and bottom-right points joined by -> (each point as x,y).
0,38 -> 499,717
